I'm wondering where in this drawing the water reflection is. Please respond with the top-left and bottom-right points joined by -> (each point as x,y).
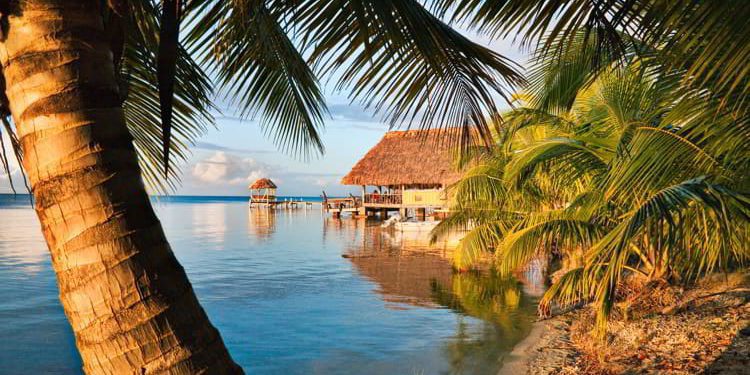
431,271 -> 539,375
191,203 -> 227,245
432,272 -> 534,343
349,250 -> 454,308
0,199 -> 541,375
332,216 -> 456,258
0,196 -> 81,373
248,208 -> 277,241
0,207 -> 47,276
328,217 -> 541,374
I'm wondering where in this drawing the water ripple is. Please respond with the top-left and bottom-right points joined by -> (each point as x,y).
0,197 -> 541,374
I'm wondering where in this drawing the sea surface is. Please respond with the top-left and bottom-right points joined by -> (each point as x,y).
0,194 -> 542,374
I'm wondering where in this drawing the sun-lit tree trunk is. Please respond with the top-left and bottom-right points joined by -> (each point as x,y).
0,1 -> 242,373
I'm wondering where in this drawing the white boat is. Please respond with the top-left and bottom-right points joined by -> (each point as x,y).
393,219 -> 440,232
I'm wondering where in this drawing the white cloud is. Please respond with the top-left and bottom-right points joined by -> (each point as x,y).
191,151 -> 271,186
178,151 -> 356,196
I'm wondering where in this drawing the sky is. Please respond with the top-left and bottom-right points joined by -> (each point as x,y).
0,26 -> 528,197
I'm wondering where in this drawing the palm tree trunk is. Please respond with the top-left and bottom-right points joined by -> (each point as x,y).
0,1 -> 242,373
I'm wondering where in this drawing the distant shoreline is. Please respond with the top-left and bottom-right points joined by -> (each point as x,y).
0,194 -> 335,207
0,194 -> 336,200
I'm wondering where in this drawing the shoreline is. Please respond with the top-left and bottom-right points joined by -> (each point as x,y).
497,316 -> 577,375
497,272 -> 749,374
497,320 -> 546,375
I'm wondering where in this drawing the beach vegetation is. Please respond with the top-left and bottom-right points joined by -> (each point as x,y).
434,31 -> 750,336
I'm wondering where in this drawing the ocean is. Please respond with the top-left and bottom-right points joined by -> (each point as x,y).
0,194 -> 540,374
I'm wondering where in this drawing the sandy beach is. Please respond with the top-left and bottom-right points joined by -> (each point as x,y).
497,317 -> 578,375
497,273 -> 750,374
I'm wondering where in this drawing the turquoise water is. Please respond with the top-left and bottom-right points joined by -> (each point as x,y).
0,195 -> 541,374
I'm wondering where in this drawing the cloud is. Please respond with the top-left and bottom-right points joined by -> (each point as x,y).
0,168 -> 28,194
285,171 -> 342,178
191,152 -> 271,186
180,151 -> 356,196
328,104 -> 380,123
349,124 -> 389,132
194,141 -> 276,154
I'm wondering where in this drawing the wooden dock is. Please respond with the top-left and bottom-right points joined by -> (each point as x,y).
322,193 -> 362,218
249,199 -> 314,209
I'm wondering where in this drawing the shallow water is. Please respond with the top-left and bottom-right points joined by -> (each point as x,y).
0,195 -> 541,374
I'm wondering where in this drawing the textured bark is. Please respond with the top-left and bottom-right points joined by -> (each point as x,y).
0,1 -> 243,374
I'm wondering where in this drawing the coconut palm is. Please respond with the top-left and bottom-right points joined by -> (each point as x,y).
432,0 -> 750,105
434,44 -> 750,336
0,1 -> 523,373
0,0 -> 748,372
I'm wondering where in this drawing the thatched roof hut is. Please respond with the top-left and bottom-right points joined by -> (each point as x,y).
249,178 -> 277,190
341,129 -> 462,186
249,178 -> 277,206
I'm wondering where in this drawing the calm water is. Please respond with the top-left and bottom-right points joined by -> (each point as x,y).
0,195 -> 542,374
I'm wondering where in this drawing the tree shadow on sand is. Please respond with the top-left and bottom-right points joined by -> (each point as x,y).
703,321 -> 750,374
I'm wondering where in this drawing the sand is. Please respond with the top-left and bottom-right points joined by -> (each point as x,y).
497,272 -> 750,374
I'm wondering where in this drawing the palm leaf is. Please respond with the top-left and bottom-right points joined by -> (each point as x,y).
497,216 -> 604,276
586,177 -> 749,334
188,0 -> 327,158
290,0 -> 525,150
116,1 -> 214,192
157,0 -> 182,176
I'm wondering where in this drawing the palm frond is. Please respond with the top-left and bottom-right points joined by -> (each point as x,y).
448,155 -> 509,207
604,126 -> 724,202
157,0 -> 182,176
497,216 -> 604,276
435,0 -> 750,105
116,1 -> 214,193
505,136 -> 609,190
451,221 -> 507,270
290,0 -> 525,150
188,0 -> 327,158
586,177 -> 749,334
538,267 -> 599,316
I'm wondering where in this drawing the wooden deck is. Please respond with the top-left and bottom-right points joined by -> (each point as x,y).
250,199 -> 314,209
322,196 -> 363,217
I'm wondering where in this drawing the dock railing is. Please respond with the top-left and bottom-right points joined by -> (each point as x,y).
324,196 -> 361,211
364,193 -> 402,205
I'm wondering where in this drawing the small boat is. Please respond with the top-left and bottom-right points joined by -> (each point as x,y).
393,219 -> 440,233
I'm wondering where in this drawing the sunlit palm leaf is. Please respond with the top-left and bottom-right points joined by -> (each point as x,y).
586,177 -> 749,333
498,216 -> 604,276
505,137 -> 609,190
188,0 -> 327,158
290,0 -> 525,149
118,1 -> 214,192
604,127 -> 724,202
538,267 -> 599,316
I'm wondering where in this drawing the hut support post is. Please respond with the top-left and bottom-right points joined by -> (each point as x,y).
417,208 -> 426,221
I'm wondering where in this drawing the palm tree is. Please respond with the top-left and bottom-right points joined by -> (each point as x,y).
435,43 -> 750,336
1,0 -> 749,372
0,0 -> 523,373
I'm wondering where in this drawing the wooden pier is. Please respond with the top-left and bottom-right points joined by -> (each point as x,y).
322,193 -> 362,218
250,199 -> 314,209
248,178 -> 314,209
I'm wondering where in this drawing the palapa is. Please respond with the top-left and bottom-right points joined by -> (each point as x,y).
341,129 -> 465,187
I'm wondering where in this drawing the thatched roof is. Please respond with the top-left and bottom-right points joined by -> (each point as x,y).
341,129 -> 463,186
249,178 -> 277,189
